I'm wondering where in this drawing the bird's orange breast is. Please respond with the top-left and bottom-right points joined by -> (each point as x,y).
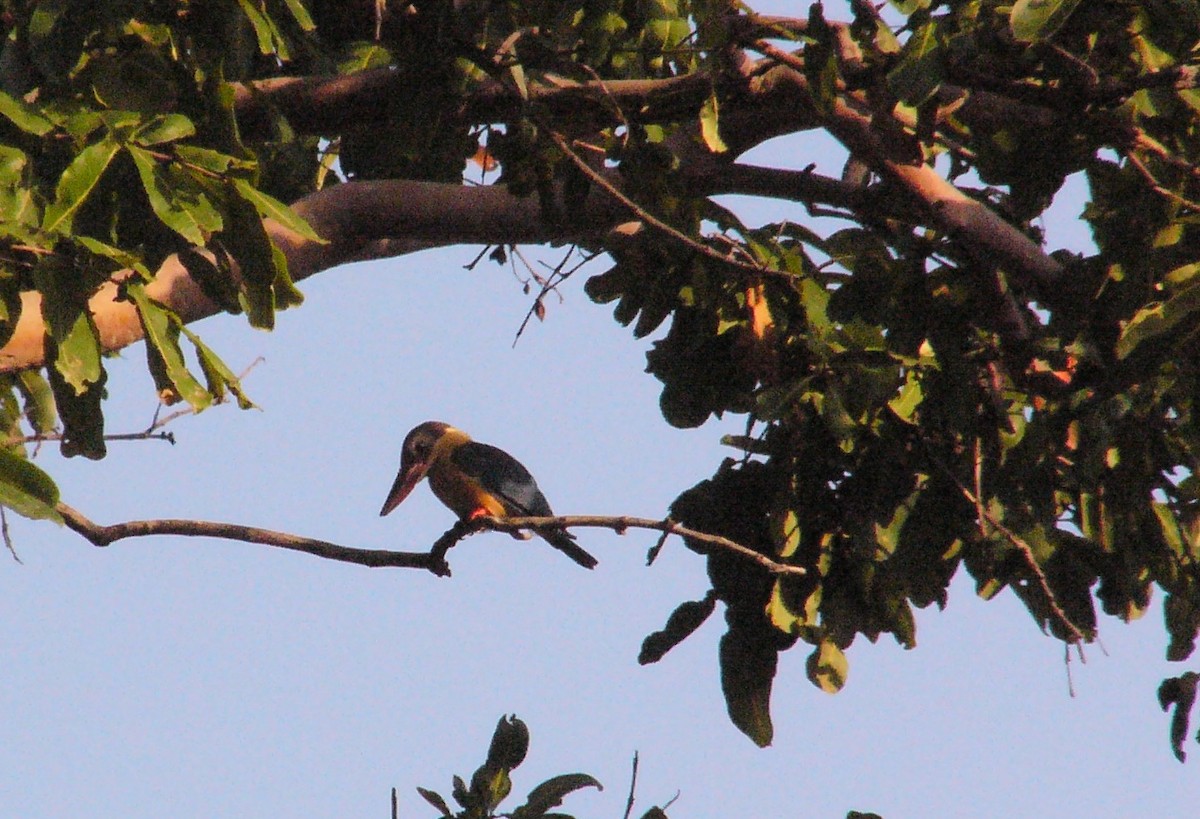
427,458 -> 508,520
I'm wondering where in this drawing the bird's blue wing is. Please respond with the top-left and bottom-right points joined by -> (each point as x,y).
451,441 -> 555,516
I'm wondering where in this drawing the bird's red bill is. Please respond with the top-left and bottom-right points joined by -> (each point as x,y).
379,461 -> 429,516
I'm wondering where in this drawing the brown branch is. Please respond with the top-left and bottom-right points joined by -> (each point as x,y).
0,179 -> 631,374
751,40 -> 1064,292
55,503 -> 800,579
56,503 -> 450,575
466,514 -> 807,577
232,69 -> 715,138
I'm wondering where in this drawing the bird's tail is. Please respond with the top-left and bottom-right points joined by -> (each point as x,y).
540,528 -> 598,569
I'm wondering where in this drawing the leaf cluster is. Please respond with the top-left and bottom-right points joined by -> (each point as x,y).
6,0 -> 1200,763
414,715 -> 609,819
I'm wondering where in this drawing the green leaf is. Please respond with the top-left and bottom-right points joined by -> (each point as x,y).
0,145 -> 29,185
126,284 -> 212,411
280,0 -> 315,30
174,145 -> 249,175
0,272 -> 24,348
17,370 -> 57,435
719,628 -> 776,747
889,371 -> 924,422
0,448 -> 61,523
133,113 -> 196,146
231,178 -> 323,242
34,262 -> 102,395
181,327 -> 255,409
1115,281 -> 1200,359
0,91 -> 53,135
222,185 -> 296,329
1158,671 -> 1200,762
1010,0 -> 1083,43
886,20 -> 944,105
43,350 -> 106,460
415,787 -> 452,817
515,774 -> 604,818
128,145 -> 216,245
699,91 -> 728,153
486,715 -> 530,771
236,0 -> 286,57
639,593 -> 717,664
805,638 -> 848,693
42,137 -> 121,234
75,236 -> 152,278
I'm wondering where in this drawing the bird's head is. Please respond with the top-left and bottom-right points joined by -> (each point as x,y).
379,421 -> 456,516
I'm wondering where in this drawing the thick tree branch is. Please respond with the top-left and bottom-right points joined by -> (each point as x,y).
233,69 -> 717,138
0,179 -> 630,373
749,40 -> 1065,295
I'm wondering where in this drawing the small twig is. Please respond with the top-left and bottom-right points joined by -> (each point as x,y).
1,506 -> 20,564
57,502 -> 450,576
466,514 -> 807,576
511,245 -> 597,345
1065,642 -> 1076,698
543,128 -> 785,280
1125,150 -> 1200,214
646,528 -> 671,566
12,357 -> 266,448
622,752 -> 639,819
948,456 -> 1087,646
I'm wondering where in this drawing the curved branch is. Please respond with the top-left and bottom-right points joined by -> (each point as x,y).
749,40 -> 1065,295
57,503 -> 450,575
0,179 -> 630,373
56,504 -> 805,579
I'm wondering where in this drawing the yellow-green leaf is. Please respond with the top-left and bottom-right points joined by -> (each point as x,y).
0,448 -> 61,523
700,91 -> 728,153
805,638 -> 848,693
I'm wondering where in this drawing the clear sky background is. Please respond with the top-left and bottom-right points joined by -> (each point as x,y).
1,3 -> 1197,817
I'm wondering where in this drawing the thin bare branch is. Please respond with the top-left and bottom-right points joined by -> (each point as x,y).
545,128 -> 788,280
54,502 -> 796,578
2,507 -> 20,564
623,752 -> 639,819
952,462 -> 1088,646
468,514 -> 807,576
57,503 -> 450,575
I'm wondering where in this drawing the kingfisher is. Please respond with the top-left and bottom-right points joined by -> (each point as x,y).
380,421 -> 598,569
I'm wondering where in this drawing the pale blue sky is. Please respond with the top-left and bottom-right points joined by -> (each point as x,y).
1,3 -> 1195,817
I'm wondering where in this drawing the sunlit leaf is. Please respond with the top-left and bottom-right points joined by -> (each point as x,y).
1010,0 -> 1083,43
128,145 -> 217,245
0,448 -> 61,523
232,178 -> 323,242
126,283 -> 213,411
0,91 -> 52,135
42,138 -> 120,234
133,113 -> 196,146
805,638 -> 848,693
699,91 -> 728,154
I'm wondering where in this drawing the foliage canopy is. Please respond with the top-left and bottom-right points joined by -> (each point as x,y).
3,0 -> 1200,757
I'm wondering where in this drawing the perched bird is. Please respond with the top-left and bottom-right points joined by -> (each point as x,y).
380,421 -> 598,569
